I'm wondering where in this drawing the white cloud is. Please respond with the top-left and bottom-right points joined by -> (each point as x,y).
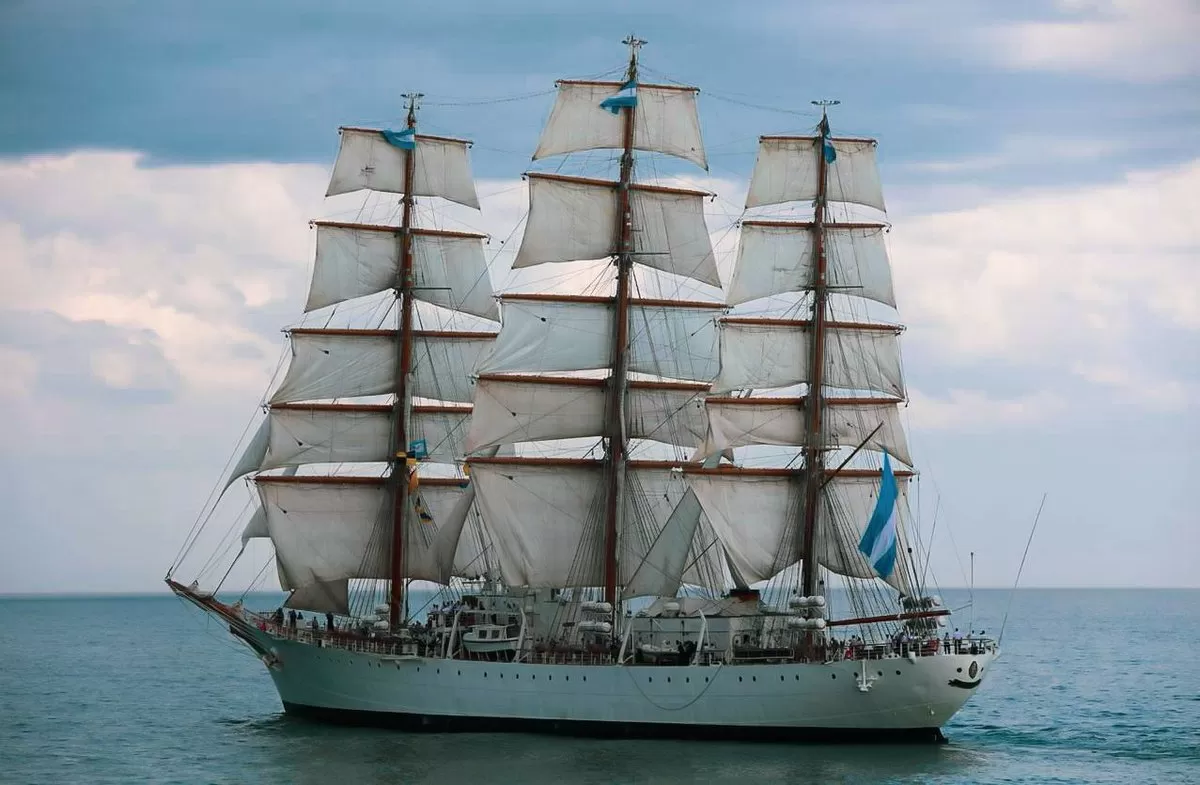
2,148 -> 1197,592
987,0 -> 1200,82
905,388 -> 1066,432
888,157 -> 1200,413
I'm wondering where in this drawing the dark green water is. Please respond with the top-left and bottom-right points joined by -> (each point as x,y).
2,589 -> 1197,784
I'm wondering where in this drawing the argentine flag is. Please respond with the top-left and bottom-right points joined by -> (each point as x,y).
818,115 -> 837,164
381,127 -> 416,150
600,80 -> 638,114
857,451 -> 899,579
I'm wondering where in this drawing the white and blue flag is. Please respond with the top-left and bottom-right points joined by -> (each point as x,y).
857,451 -> 899,579
818,115 -> 837,164
600,80 -> 638,114
381,127 -> 416,150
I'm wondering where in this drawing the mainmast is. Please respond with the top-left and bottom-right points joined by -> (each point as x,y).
602,34 -> 644,608
389,92 -> 422,628
799,101 -> 838,599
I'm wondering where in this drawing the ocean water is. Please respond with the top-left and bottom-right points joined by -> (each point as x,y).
1,589 -> 1196,784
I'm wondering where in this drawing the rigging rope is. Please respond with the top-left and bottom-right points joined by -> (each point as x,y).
999,493 -> 1047,644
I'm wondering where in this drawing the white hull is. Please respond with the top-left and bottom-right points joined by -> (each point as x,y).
249,628 -> 995,741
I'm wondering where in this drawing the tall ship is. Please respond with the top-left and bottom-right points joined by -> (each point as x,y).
169,37 -> 997,742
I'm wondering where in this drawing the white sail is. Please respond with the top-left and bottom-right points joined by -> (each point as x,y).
686,470 -> 911,591
621,493 -> 701,599
284,578 -> 350,616
270,329 -> 494,404
467,461 -> 697,588
325,128 -> 480,209
727,222 -> 896,308
256,478 -> 473,586
702,397 -> 911,466
257,479 -> 391,586
511,174 -> 720,287
306,223 -> 497,320
225,418 -> 269,490
746,136 -> 885,212
480,296 -> 721,382
261,405 -> 391,470
239,504 -> 269,546
465,376 -> 707,453
712,320 -> 904,397
685,471 -> 797,584
533,81 -> 708,170
469,461 -> 605,587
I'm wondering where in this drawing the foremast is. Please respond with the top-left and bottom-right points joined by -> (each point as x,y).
389,93 -> 421,628
601,35 -> 644,607
221,104 -> 497,619
798,104 -> 836,598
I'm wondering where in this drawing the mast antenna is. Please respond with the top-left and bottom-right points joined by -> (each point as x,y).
622,33 -> 647,61
402,92 -> 424,125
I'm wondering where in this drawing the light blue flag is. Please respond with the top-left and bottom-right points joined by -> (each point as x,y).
381,128 -> 416,150
818,115 -> 837,164
600,80 -> 638,114
857,451 -> 899,578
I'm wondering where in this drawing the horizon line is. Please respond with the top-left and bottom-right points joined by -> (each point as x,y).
2,585 -> 1198,599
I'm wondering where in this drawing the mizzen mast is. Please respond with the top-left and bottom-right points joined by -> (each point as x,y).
389,92 -> 423,629
601,34 -> 645,608
798,100 -> 839,599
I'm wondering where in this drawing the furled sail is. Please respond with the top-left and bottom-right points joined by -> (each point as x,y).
325,128 -> 480,208
533,80 -> 707,169
512,174 -> 720,286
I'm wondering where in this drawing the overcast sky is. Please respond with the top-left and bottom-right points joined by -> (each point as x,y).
1,0 -> 1197,593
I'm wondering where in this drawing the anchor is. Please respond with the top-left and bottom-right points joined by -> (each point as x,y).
855,659 -> 877,693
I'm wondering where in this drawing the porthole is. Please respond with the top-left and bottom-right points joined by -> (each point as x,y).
795,675 -> 800,681
895,670 -> 902,676
779,675 -> 784,682
649,677 -> 653,683
738,676 -> 743,682
457,670 -> 462,676
685,677 -> 690,684
667,677 -> 671,683
484,672 -> 488,678
877,671 -> 883,677
752,676 -> 757,682
831,673 -> 836,680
